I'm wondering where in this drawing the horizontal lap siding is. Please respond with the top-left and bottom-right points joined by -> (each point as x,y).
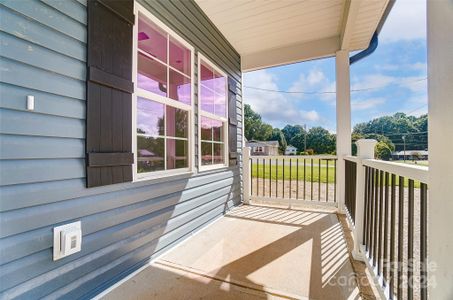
0,0 -> 242,299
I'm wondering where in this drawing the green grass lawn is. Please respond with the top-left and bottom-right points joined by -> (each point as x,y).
251,161 -> 336,183
250,159 -> 424,188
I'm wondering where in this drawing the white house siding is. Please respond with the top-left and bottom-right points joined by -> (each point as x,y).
0,0 -> 242,299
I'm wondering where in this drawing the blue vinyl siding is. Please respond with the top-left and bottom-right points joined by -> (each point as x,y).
0,0 -> 242,299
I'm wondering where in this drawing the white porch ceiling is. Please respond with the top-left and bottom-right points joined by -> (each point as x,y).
195,0 -> 391,71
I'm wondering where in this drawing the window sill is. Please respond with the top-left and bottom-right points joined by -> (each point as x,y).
134,169 -> 194,184
199,164 -> 229,172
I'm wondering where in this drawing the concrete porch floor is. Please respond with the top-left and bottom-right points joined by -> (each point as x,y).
103,205 -> 365,300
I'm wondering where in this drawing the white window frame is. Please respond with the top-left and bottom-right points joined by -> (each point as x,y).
132,2 -> 195,181
197,53 -> 229,172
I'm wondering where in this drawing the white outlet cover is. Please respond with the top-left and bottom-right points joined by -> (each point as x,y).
26,95 -> 34,111
53,221 -> 82,261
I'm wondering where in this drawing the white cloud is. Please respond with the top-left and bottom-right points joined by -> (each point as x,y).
408,62 -> 427,72
288,68 -> 336,105
374,62 -> 427,73
243,69 -> 320,128
399,76 -> 427,93
352,98 -> 386,111
351,74 -> 394,90
379,0 -> 426,43
290,68 -> 329,91
351,74 -> 427,94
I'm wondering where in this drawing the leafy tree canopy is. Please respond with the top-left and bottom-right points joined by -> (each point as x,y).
353,113 -> 427,151
245,105 -> 427,156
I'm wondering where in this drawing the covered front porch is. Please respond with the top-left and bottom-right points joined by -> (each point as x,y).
101,205 -> 371,299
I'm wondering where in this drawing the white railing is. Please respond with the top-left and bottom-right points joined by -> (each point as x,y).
344,140 -> 429,300
243,148 -> 338,208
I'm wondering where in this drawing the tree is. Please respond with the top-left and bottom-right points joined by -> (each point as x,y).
244,104 -> 273,141
306,127 -> 336,154
268,128 -> 287,153
375,141 -> 392,161
282,125 -> 306,144
353,113 -> 427,151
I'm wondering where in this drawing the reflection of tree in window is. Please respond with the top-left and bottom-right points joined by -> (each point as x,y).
137,136 -> 164,173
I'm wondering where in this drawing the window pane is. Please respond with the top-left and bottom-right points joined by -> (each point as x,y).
137,98 -> 164,136
213,71 -> 226,96
200,62 -> 214,90
167,139 -> 188,169
212,119 -> 223,142
137,136 -> 164,173
138,14 -> 167,63
213,71 -> 226,116
200,85 -> 215,114
166,106 -> 188,138
213,143 -> 224,164
201,142 -> 212,166
138,52 -> 167,97
200,116 -> 212,141
169,69 -> 191,105
214,93 -> 226,117
169,37 -> 191,76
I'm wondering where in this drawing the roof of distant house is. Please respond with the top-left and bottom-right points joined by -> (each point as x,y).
246,140 -> 279,147
392,150 -> 428,156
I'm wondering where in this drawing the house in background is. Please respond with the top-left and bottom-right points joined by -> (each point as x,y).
392,150 -> 429,160
246,140 -> 279,156
285,145 -> 297,155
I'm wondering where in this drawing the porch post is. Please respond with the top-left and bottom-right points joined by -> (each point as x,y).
353,139 -> 376,261
427,1 -> 453,298
335,50 -> 352,213
242,147 -> 251,204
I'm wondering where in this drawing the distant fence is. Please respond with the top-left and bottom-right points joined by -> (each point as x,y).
247,155 -> 338,206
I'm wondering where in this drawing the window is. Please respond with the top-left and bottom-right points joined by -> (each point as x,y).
133,5 -> 194,179
198,54 -> 228,170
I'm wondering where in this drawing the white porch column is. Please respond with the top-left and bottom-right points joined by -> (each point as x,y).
335,50 -> 352,213
427,1 -> 453,298
242,147 -> 251,204
353,139 -> 377,261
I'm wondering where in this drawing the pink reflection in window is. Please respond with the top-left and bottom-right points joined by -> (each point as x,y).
167,139 -> 188,169
169,37 -> 191,76
166,106 -> 188,138
201,142 -> 212,166
214,93 -> 226,117
213,71 -> 226,96
137,136 -> 165,173
169,69 -> 191,105
137,98 -> 164,136
213,143 -> 224,164
212,119 -> 223,142
200,62 -> 214,90
137,52 -> 167,97
200,116 -> 212,141
200,85 -> 215,114
138,14 -> 167,63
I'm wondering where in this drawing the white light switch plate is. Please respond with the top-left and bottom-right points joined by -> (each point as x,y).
26,95 -> 34,111
53,221 -> 82,261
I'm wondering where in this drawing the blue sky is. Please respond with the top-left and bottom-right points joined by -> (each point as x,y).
243,0 -> 427,132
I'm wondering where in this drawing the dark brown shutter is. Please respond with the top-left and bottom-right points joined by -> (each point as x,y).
86,0 -> 134,187
228,77 -> 238,166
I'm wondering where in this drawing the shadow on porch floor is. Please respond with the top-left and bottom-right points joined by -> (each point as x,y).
103,205 -> 364,300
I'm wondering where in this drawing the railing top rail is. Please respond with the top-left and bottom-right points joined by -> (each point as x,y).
249,155 -> 337,160
362,158 -> 428,183
344,155 -> 359,163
